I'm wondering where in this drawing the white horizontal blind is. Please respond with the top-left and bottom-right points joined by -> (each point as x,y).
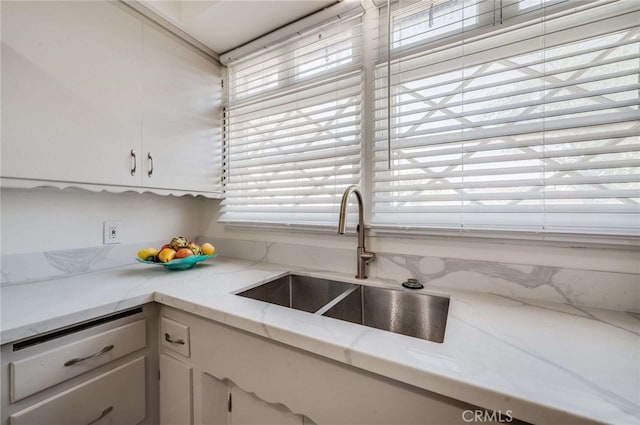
221,15 -> 363,226
374,0 -> 640,235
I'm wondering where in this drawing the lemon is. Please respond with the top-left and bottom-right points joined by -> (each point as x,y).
137,247 -> 159,260
201,243 -> 215,256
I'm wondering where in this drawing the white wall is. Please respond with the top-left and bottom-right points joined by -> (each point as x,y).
0,188 -> 211,255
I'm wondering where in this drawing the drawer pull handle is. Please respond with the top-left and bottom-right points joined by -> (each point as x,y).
64,344 -> 114,366
164,333 -> 185,345
87,406 -> 113,425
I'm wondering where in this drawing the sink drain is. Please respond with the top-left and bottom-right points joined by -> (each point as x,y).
402,278 -> 424,290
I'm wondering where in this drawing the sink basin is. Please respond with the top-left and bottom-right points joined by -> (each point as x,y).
321,286 -> 449,343
236,274 -> 357,313
236,274 -> 449,343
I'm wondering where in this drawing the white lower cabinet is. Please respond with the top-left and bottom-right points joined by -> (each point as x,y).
229,383 -> 305,425
10,356 -> 146,425
160,354 -> 194,425
201,373 -> 228,425
1,306 -> 158,425
160,306 -> 500,425
200,374 -> 308,425
158,310 -> 312,425
10,320 -> 146,402
160,317 -> 191,358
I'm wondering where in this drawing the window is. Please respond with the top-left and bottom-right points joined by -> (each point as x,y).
222,0 -> 639,239
220,11 -> 364,227
391,0 -> 481,51
373,0 -> 640,235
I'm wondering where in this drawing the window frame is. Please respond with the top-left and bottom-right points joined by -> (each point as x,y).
221,0 -> 640,247
220,14 -> 365,229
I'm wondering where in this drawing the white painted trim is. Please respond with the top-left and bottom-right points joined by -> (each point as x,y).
219,0 -> 364,65
222,221 -> 640,248
0,178 -> 223,199
119,0 -> 221,63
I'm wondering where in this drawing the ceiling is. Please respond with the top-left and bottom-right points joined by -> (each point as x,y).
138,0 -> 338,54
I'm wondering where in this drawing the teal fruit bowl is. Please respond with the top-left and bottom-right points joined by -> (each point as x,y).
136,254 -> 217,271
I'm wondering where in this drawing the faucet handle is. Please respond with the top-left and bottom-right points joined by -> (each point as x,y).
361,251 -> 375,262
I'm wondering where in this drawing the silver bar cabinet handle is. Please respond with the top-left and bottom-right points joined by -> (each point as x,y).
64,344 -> 114,367
147,152 -> 153,177
130,149 -> 136,176
164,333 -> 185,345
87,406 -> 114,425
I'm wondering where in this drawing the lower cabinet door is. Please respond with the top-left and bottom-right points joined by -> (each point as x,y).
200,375 -> 307,425
160,354 -> 193,425
229,384 -> 304,425
9,356 -> 146,425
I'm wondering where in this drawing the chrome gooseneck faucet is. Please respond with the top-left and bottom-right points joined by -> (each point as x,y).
338,185 -> 375,279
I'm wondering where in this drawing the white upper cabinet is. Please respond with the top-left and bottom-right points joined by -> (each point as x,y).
1,1 -> 222,196
1,1 -> 143,187
142,25 -> 222,193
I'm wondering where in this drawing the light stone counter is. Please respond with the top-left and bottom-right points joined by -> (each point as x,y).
1,257 -> 638,425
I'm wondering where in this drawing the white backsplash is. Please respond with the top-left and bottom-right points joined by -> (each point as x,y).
208,237 -> 640,313
1,241 -> 160,286
2,236 -> 638,313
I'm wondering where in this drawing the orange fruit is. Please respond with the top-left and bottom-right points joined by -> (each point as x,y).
158,248 -> 176,263
175,248 -> 194,259
201,243 -> 215,256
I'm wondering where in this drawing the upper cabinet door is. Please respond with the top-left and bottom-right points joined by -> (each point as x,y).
1,2 -> 143,186
142,25 -> 222,193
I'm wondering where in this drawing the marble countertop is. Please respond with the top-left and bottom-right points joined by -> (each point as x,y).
2,257 -> 638,424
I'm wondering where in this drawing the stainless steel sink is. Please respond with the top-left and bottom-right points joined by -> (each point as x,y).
236,274 -> 357,313
321,286 -> 449,343
236,274 -> 449,343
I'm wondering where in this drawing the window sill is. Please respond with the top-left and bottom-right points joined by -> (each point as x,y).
369,225 -> 640,249
222,221 -> 640,249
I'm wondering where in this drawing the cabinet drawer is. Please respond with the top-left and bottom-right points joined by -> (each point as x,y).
160,317 -> 190,358
9,356 -> 146,425
10,319 -> 146,402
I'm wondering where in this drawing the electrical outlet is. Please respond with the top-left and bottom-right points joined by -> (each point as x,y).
103,221 -> 122,244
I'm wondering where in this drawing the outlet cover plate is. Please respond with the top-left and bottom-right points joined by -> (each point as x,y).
103,221 -> 122,244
